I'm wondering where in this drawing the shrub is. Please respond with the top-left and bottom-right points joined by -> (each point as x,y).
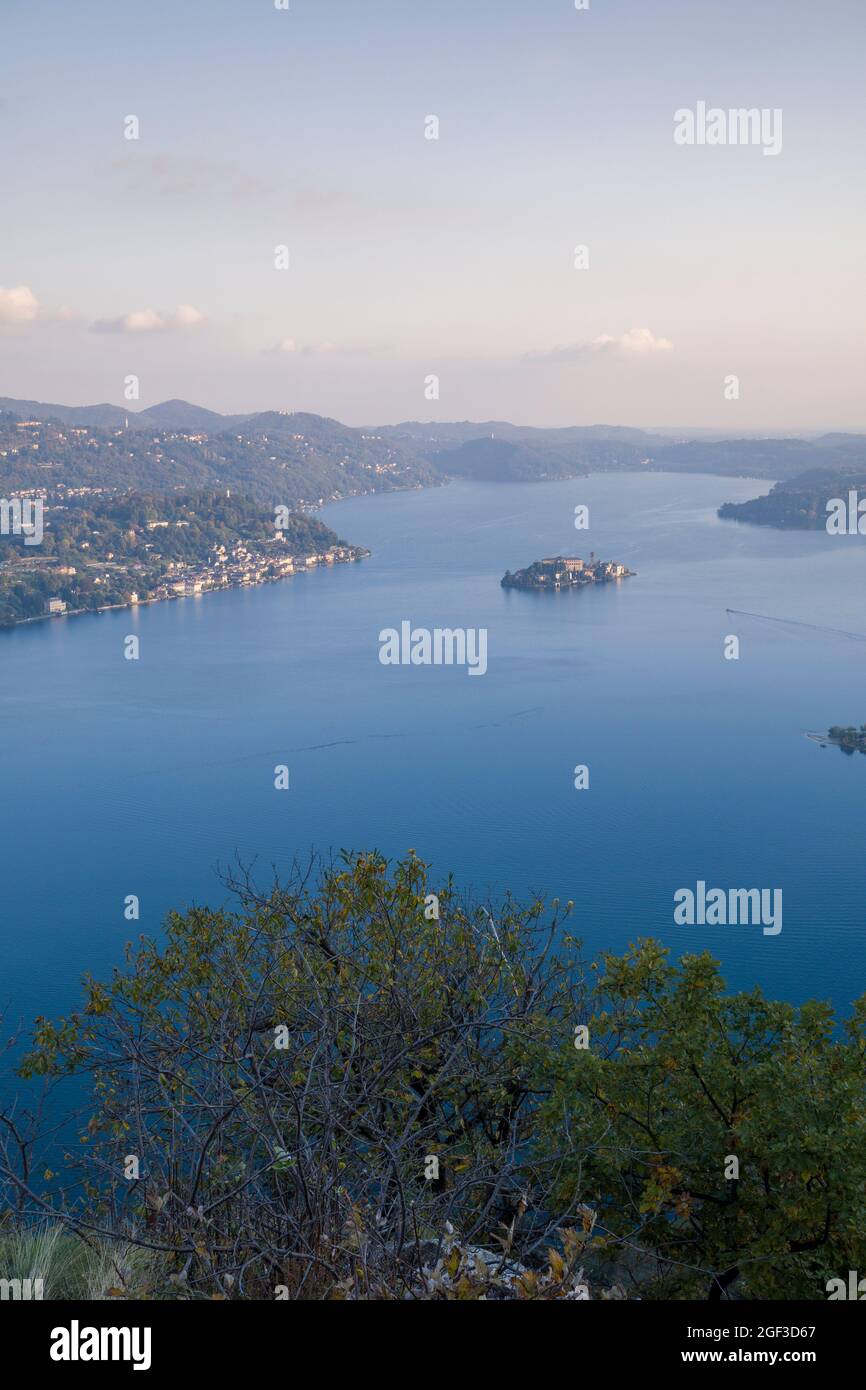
14,852 -> 589,1299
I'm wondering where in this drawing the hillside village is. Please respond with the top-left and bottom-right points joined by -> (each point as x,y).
0,486 -> 366,628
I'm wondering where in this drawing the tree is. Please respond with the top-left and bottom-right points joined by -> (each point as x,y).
538,939 -> 866,1299
8,864 -> 866,1300
13,852 -> 591,1299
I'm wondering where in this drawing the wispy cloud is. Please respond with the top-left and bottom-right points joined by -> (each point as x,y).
109,153 -> 276,204
90,304 -> 206,334
108,153 -> 353,216
264,338 -> 392,357
266,338 -> 337,357
525,327 -> 674,363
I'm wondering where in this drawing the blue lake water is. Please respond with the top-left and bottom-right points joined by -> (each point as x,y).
3,471 -> 866,1034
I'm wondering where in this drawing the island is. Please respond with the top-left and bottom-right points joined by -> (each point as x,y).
501,553 -> 634,591
812,725 -> 866,756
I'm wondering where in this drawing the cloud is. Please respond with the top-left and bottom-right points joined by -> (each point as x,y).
90,303 -> 206,334
298,341 -> 337,356
0,285 -> 41,325
525,327 -> 674,363
171,304 -> 206,329
264,338 -> 392,357
264,338 -> 336,357
604,327 -> 674,355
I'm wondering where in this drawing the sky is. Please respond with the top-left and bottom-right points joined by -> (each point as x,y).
1,0 -> 864,430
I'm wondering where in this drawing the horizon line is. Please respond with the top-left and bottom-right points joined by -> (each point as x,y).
2,394 -> 865,438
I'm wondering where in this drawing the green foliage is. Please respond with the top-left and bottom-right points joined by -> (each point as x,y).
17,852 -> 587,1299
11,864 -> 866,1299
538,939 -> 866,1299
0,1222 -> 155,1300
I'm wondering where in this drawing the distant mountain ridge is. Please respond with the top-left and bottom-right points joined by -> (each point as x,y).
2,394 -> 865,500
377,420 -> 660,449
0,396 -> 253,432
0,402 -> 436,506
0,399 -> 663,442
426,435 -> 646,482
135,399 -> 246,431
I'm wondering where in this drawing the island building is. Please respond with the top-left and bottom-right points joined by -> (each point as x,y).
501,553 -> 633,591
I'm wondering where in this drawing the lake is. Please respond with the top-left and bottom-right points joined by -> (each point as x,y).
3,471 -> 866,1034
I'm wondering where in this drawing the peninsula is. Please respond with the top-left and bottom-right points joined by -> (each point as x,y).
0,489 -> 367,630
501,553 -> 634,591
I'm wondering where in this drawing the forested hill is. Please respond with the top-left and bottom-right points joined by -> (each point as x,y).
379,422 -> 866,483
719,460 -> 866,529
0,409 -> 436,507
426,435 -> 643,481
2,395 -> 866,499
